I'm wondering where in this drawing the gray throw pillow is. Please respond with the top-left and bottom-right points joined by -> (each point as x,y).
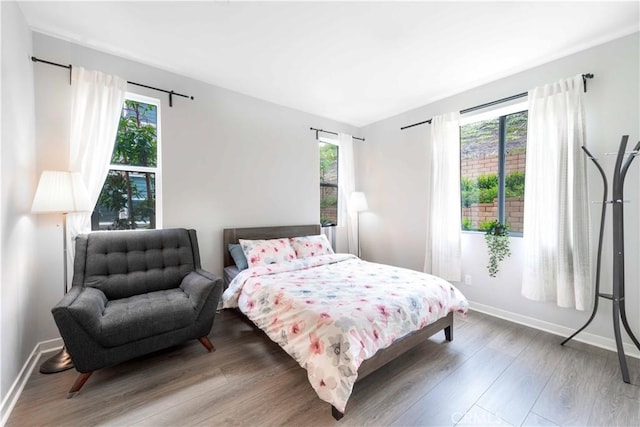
228,243 -> 249,270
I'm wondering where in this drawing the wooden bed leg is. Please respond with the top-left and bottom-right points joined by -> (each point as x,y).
199,336 -> 215,352
331,405 -> 344,421
444,325 -> 453,342
67,372 -> 92,398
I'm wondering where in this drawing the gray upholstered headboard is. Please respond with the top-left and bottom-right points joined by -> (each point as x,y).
222,224 -> 321,268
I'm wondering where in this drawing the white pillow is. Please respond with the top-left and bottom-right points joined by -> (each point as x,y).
239,238 -> 297,268
289,235 -> 334,259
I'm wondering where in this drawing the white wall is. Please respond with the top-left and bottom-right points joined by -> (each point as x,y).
359,33 -> 640,350
3,15 -> 637,417
0,0 -> 38,415
31,33 -> 358,343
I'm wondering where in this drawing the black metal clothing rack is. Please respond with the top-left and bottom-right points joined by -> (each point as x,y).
562,135 -> 640,383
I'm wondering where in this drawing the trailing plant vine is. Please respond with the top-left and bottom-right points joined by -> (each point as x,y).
484,220 -> 511,277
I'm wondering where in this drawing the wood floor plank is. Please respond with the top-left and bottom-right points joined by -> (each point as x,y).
477,332 -> 564,426
6,309 -> 640,427
441,312 -> 501,358
587,394 -> 640,427
391,346 -> 515,426
7,342 -> 226,426
521,411 -> 559,426
455,404 -> 513,426
97,367 -> 230,427
199,369 -> 320,427
600,349 -> 640,399
6,312 -> 276,426
483,317 -> 540,358
131,361 -> 306,426
253,316 -> 471,427
586,350 -> 640,426
531,344 -> 609,426
297,341 -> 469,426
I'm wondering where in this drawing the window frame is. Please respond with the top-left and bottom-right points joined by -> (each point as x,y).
460,101 -> 527,237
319,136 -> 339,227
97,92 -> 163,230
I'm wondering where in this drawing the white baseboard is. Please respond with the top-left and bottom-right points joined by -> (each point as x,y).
469,301 -> 640,359
0,338 -> 63,427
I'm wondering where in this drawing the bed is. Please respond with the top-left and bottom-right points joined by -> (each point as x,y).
221,224 -> 468,420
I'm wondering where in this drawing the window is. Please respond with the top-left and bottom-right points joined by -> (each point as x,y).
92,94 -> 161,230
319,139 -> 339,226
460,103 -> 527,234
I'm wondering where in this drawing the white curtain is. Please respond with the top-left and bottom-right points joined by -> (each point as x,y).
424,112 -> 462,281
337,133 -> 358,255
522,75 -> 591,310
66,66 -> 127,286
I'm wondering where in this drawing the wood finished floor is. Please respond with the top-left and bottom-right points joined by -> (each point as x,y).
7,310 -> 640,426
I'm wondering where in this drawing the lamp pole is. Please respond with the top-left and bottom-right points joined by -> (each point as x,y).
32,171 -> 91,374
357,211 -> 362,258
39,215 -> 75,374
349,192 -> 368,259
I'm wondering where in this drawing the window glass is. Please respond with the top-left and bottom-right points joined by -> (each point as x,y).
461,118 -> 500,231
320,142 -> 338,226
504,111 -> 527,233
111,102 -> 158,167
93,98 -> 160,230
460,110 -> 527,233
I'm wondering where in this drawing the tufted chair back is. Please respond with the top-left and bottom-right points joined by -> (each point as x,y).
72,228 -> 201,300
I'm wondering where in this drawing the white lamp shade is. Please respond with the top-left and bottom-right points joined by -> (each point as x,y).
31,171 -> 92,213
349,192 -> 368,212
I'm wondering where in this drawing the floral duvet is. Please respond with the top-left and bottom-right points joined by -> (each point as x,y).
222,254 -> 469,413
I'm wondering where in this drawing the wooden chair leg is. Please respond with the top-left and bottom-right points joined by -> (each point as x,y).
332,405 -> 344,420
199,336 -> 215,352
67,372 -> 92,398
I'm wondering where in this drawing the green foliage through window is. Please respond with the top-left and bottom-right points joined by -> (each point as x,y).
320,142 -> 339,226
461,171 -> 525,207
460,110 -> 527,233
93,99 -> 159,231
505,171 -> 525,198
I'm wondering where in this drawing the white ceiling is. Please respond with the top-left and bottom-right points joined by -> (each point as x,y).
19,1 -> 640,127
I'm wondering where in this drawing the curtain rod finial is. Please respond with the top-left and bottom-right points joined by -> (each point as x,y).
582,73 -> 594,92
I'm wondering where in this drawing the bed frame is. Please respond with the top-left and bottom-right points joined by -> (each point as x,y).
223,224 -> 454,420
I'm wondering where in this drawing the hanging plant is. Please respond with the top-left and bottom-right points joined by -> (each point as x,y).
484,220 -> 511,277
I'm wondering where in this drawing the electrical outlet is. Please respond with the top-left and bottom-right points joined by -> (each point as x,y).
464,274 -> 472,285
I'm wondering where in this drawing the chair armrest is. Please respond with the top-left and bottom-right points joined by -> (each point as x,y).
194,268 -> 217,282
51,286 -> 108,368
59,287 -> 108,332
180,270 -> 223,317
52,285 -> 84,311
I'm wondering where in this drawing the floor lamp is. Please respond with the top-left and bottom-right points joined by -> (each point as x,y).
349,192 -> 368,258
32,170 -> 91,374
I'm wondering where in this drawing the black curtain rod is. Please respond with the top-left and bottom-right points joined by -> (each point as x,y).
400,73 -> 594,131
310,127 -> 365,142
31,56 -> 194,107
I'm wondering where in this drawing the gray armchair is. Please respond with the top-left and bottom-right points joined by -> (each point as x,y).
52,228 -> 222,397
